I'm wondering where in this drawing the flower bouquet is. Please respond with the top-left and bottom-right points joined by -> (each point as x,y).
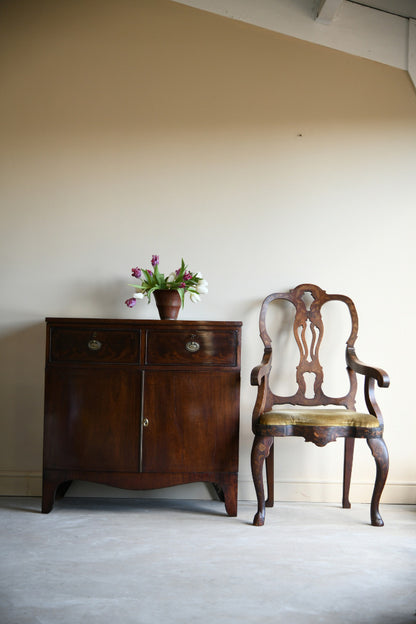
125,255 -> 208,318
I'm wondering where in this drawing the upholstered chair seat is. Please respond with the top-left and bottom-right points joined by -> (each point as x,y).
259,408 -> 380,429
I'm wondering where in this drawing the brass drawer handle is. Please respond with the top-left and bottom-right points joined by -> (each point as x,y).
143,418 -> 149,427
185,340 -> 200,353
88,338 -> 102,351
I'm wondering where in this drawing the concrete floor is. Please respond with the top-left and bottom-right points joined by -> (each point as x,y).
0,497 -> 415,624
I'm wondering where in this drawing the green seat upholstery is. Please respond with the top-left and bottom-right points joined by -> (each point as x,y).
259,408 -> 379,428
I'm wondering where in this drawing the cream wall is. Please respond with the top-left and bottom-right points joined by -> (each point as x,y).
1,0 -> 415,503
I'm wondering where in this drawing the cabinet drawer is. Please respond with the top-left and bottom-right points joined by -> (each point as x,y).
145,329 -> 238,366
49,327 -> 139,363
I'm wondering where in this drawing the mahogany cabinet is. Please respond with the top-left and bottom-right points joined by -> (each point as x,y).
42,318 -> 241,515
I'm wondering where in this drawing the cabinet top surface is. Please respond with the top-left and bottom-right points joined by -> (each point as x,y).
45,318 -> 242,328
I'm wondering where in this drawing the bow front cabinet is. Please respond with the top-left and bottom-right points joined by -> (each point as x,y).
42,318 -> 241,515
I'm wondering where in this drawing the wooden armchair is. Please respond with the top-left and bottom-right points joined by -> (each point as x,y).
250,284 -> 389,527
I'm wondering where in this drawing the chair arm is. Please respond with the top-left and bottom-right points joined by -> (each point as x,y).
250,350 -> 272,386
346,347 -> 390,388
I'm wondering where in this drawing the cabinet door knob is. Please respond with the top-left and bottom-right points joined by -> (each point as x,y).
143,418 -> 149,427
88,339 -> 102,351
185,340 -> 200,353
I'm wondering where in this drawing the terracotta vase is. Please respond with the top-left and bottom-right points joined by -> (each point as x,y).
153,289 -> 181,320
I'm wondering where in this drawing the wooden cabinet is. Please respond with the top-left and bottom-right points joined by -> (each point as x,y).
42,318 -> 241,515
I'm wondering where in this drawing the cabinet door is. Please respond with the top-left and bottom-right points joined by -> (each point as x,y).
44,367 -> 140,472
142,370 -> 239,473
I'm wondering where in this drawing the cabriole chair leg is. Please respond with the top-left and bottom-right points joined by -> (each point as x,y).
367,437 -> 389,527
265,440 -> 274,508
342,437 -> 355,509
251,435 -> 273,526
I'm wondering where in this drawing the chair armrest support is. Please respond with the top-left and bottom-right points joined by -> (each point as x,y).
251,349 -> 274,427
251,349 -> 272,386
346,347 -> 390,388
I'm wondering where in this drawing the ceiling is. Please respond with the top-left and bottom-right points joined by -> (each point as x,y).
348,0 -> 416,19
316,1 -> 416,88
175,0 -> 416,87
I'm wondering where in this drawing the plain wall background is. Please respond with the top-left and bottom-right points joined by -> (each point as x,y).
1,0 -> 415,503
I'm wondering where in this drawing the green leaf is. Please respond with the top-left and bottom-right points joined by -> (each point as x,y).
155,269 -> 165,287
142,269 -> 152,282
178,288 -> 185,308
147,286 -> 159,302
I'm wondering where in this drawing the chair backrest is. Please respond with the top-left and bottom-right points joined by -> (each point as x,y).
259,284 -> 359,410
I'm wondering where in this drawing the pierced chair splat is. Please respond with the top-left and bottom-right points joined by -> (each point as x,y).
250,284 -> 389,527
